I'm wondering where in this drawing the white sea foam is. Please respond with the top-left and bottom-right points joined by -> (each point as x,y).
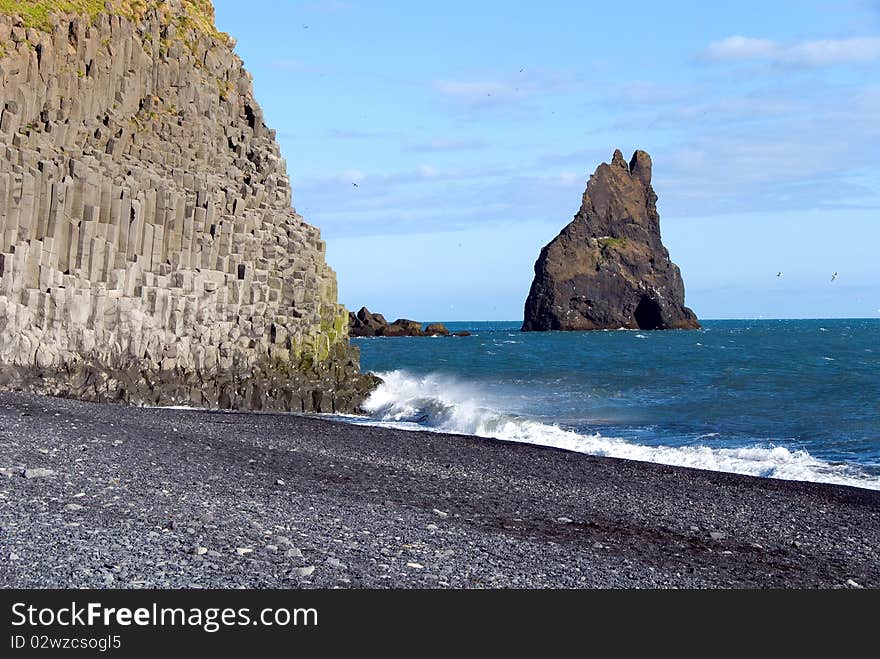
359,370 -> 880,491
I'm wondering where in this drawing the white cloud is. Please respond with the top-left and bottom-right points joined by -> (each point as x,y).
706,36 -> 778,61
705,35 -> 880,66
341,169 -> 366,183
784,37 -> 880,65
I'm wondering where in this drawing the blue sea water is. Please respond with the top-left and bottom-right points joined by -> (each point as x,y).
346,319 -> 880,490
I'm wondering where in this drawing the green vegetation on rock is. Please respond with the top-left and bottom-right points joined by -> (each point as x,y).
0,0 -> 227,42
598,237 -> 626,250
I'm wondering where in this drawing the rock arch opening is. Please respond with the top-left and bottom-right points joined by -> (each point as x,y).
634,296 -> 663,330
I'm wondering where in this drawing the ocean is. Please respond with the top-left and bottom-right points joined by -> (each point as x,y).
343,319 -> 880,490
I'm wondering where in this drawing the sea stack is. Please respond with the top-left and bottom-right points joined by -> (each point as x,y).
522,149 -> 699,331
0,1 -> 375,412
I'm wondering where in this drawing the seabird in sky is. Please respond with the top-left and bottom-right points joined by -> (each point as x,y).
831,272 -> 838,282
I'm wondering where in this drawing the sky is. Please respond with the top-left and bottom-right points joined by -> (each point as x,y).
212,0 -> 880,321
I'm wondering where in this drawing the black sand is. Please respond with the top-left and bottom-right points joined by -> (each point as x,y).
0,391 -> 877,589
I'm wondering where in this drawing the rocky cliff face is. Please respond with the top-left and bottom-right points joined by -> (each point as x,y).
522,149 -> 699,331
0,1 -> 375,412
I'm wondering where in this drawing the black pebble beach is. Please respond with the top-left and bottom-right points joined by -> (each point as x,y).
1,392 -> 877,589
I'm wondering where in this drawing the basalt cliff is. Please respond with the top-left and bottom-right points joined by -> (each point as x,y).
0,1 -> 375,412
522,149 -> 699,331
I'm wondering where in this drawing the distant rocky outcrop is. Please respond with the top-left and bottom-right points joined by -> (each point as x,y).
0,1 -> 376,412
522,149 -> 699,332
349,307 -> 468,337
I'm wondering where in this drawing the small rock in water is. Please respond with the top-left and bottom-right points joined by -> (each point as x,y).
23,468 -> 55,479
292,566 -> 315,578
275,479 -> 285,487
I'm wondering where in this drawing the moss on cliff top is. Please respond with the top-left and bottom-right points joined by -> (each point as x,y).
0,0 -> 227,42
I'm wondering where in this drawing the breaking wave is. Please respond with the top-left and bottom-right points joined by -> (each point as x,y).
357,370 -> 880,491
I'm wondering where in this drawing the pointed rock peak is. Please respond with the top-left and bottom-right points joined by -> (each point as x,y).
629,150 -> 652,187
522,149 -> 699,332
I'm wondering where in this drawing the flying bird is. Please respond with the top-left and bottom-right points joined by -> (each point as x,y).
777,272 -> 783,278
831,272 -> 838,282
351,182 -> 358,188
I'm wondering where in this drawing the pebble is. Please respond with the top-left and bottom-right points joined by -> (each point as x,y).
285,547 -> 303,559
275,479 -> 285,486
235,547 -> 252,556
23,468 -> 55,479
326,557 -> 346,570
192,546 -> 208,556
292,566 -> 315,578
